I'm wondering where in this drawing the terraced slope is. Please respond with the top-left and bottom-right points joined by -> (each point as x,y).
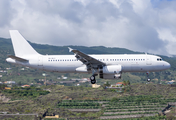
54,95 -> 173,119
100,95 -> 173,119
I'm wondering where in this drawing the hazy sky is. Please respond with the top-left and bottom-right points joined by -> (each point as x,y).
0,0 -> 176,56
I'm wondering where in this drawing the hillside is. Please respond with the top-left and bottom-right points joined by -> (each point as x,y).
1,84 -> 176,119
0,37 -> 175,86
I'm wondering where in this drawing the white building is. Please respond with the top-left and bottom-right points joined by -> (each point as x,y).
5,81 -> 16,84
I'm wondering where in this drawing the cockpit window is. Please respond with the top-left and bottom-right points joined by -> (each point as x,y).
157,58 -> 163,61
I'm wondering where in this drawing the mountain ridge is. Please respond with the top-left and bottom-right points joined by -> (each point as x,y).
0,37 -> 152,56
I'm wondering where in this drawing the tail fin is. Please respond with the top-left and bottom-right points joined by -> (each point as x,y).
9,30 -> 39,57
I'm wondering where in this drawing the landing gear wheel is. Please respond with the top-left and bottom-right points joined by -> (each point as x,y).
90,75 -> 96,84
90,75 -> 95,81
147,78 -> 151,82
91,80 -> 96,84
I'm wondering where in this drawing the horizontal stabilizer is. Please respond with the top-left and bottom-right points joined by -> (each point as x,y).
8,55 -> 28,62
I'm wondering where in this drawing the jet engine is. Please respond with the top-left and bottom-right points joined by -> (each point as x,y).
99,65 -> 122,79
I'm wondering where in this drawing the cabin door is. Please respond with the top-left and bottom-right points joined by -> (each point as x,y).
146,55 -> 152,65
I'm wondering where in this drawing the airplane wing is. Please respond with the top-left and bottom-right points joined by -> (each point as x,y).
68,47 -> 105,69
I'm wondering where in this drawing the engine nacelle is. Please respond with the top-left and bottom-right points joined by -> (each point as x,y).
102,74 -> 121,79
102,65 -> 122,74
99,65 -> 122,79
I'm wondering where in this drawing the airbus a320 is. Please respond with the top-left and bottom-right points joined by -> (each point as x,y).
6,30 -> 171,84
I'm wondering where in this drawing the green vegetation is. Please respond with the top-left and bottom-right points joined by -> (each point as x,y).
100,94 -> 171,118
0,115 -> 37,120
0,84 -> 7,90
57,100 -> 101,109
115,115 -> 166,120
0,84 -> 176,119
2,86 -> 50,98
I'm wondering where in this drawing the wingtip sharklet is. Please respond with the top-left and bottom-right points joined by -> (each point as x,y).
68,47 -> 73,52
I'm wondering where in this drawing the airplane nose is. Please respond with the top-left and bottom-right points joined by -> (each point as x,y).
165,62 -> 171,69
168,63 -> 171,68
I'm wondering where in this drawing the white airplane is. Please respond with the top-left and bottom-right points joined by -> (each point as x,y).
6,30 -> 170,84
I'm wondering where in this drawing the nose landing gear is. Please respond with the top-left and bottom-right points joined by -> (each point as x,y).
146,72 -> 151,82
147,78 -> 151,82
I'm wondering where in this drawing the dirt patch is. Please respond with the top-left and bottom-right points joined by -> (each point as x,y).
0,94 -> 10,102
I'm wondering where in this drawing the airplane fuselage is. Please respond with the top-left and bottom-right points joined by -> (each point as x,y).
7,54 -> 170,73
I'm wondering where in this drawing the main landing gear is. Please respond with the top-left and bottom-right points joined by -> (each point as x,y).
90,75 -> 96,84
146,72 -> 151,82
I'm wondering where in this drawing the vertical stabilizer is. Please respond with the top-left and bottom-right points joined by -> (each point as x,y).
9,30 -> 39,57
